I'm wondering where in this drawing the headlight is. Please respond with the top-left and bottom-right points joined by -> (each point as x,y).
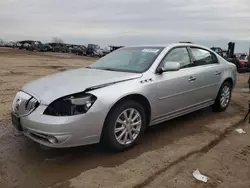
44,93 -> 97,116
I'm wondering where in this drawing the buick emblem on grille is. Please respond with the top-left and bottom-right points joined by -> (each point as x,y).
15,98 -> 21,112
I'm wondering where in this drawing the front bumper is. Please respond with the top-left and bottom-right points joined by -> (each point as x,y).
12,103 -> 107,148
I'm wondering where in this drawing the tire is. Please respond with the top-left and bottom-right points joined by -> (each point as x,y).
212,82 -> 232,112
102,100 -> 146,152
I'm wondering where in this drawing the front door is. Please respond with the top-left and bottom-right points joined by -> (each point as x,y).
154,47 -> 198,120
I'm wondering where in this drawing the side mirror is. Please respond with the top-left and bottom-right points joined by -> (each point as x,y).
157,61 -> 181,74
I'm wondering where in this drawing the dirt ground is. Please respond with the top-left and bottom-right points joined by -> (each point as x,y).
0,48 -> 249,188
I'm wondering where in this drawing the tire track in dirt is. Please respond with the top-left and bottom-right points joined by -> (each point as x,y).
133,117 -> 245,188
52,108 -> 243,188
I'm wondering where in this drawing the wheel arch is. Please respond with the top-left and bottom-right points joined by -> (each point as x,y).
223,77 -> 233,87
216,77 -> 233,96
213,77 -> 233,112
100,94 -> 151,140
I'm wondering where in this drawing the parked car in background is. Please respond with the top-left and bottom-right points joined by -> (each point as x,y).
48,43 -> 68,53
49,43 -> 60,52
70,45 -> 87,55
38,43 -> 53,52
110,45 -> 124,52
102,46 -> 111,56
11,43 -> 236,151
15,42 -> 22,49
23,43 -> 31,50
86,44 -> 103,57
80,45 -> 87,55
238,54 -> 250,72
4,41 -> 15,48
61,44 -> 69,53
18,40 -> 34,50
26,41 -> 43,51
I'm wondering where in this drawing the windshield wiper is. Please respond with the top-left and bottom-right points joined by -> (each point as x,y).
87,67 -> 138,73
86,67 -> 113,71
86,66 -> 98,69
88,67 -> 120,71
99,68 -> 118,72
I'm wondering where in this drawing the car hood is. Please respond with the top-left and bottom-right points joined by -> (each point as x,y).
22,68 -> 142,104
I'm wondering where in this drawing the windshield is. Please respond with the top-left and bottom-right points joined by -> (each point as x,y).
89,47 -> 164,73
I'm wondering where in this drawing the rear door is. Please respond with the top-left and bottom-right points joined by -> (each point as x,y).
188,47 -> 222,103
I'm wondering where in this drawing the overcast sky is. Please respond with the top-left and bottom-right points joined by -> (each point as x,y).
0,0 -> 249,52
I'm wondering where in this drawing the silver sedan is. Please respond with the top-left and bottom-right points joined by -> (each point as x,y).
11,43 -> 237,151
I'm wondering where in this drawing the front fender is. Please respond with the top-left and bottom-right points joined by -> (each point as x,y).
88,78 -> 158,122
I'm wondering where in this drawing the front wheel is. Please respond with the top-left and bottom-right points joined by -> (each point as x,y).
102,101 -> 146,152
212,82 -> 232,112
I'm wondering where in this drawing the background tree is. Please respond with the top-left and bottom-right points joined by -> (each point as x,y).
51,37 -> 63,44
0,38 -> 5,46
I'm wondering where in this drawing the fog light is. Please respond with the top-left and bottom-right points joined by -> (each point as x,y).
48,136 -> 58,144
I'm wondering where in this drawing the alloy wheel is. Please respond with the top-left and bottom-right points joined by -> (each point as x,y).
114,108 -> 142,145
220,85 -> 230,108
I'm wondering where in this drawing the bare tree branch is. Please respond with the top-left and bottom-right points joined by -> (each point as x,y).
51,37 -> 64,44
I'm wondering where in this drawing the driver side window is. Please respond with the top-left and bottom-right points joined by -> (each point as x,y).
161,47 -> 191,69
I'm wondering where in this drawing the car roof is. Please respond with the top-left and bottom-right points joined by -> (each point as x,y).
125,43 -> 210,49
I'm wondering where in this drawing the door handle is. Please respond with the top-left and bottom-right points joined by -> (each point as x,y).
188,76 -> 196,82
215,71 -> 221,75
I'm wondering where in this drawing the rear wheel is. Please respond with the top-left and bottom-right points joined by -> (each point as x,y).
102,101 -> 146,152
212,82 -> 232,112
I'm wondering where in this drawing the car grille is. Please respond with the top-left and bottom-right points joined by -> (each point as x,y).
12,91 -> 40,117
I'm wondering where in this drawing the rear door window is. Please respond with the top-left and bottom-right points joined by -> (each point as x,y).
190,48 -> 218,66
